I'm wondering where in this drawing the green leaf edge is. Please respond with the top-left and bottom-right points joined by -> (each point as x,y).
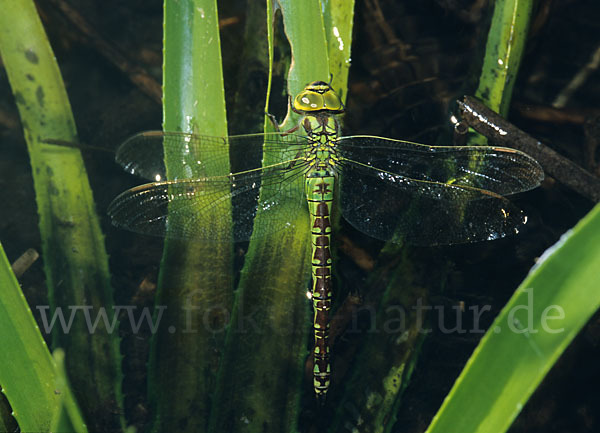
475,0 -> 533,116
0,0 -> 123,429
0,242 -> 58,432
148,0 -> 234,431
426,203 -> 600,433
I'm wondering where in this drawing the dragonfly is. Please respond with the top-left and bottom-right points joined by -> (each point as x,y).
107,81 -> 544,400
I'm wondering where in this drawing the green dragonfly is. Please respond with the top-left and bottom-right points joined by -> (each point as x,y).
108,81 -> 544,399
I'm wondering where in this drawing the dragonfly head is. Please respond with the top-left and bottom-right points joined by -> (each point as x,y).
293,81 -> 345,114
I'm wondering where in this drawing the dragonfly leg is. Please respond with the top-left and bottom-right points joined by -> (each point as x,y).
265,111 -> 281,131
266,96 -> 302,134
265,111 -> 301,135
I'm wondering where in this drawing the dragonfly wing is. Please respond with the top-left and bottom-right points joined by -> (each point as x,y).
339,159 -> 528,246
338,136 -> 544,195
116,131 -> 169,181
107,159 -> 309,242
115,131 -> 309,181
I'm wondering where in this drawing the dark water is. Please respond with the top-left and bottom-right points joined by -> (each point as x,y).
0,0 -> 598,432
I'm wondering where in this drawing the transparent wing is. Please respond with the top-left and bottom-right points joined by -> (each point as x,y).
115,130 -> 310,181
338,158 -> 530,246
107,158 -> 309,242
337,135 -> 544,196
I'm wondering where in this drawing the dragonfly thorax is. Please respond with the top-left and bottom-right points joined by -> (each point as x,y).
302,113 -> 340,176
291,82 -> 344,177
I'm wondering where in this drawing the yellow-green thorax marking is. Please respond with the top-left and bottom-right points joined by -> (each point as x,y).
292,81 -> 344,399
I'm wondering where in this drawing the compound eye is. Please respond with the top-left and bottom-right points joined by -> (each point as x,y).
294,91 -> 324,111
323,91 -> 343,111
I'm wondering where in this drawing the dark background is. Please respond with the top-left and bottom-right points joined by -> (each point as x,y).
0,0 -> 598,432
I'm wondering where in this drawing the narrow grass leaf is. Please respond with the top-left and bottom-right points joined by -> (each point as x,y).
0,242 -> 58,432
147,0 -> 233,432
0,1 -> 123,430
426,203 -> 600,433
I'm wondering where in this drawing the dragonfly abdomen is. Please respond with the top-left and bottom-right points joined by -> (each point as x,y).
306,175 -> 334,399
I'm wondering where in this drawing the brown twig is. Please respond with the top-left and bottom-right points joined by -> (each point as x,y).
337,234 -> 375,272
552,43 -> 600,109
512,102 -> 589,126
11,248 -> 39,278
584,116 -> 600,176
458,96 -> 600,202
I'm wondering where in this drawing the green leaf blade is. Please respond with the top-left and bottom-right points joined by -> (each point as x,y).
148,1 -> 233,432
278,0 -> 331,129
426,203 -> 600,433
0,1 -> 123,430
0,243 -> 57,432
475,0 -> 533,116
323,0 -> 355,102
